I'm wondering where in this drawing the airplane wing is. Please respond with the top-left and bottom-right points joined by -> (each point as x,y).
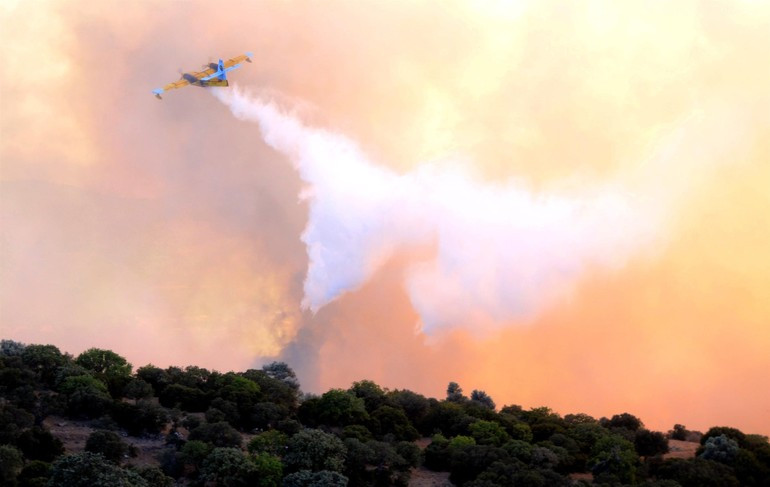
222,52 -> 253,69
152,67 -> 216,98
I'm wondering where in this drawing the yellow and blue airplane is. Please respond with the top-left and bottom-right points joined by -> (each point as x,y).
152,52 -> 253,99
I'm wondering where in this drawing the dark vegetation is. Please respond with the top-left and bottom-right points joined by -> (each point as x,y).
1,339 -> 768,486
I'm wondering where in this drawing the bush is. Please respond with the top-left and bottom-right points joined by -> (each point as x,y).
603,413 -> 644,432
371,405 -> 419,441
20,344 -> 68,386
248,430 -> 289,456
655,458 -> 739,487
111,401 -> 168,436
188,421 -> 242,448
424,434 -> 450,471
17,460 -> 52,487
283,429 -> 346,473
635,429 -> 669,457
16,426 -> 64,462
252,452 -> 283,487
85,430 -> 128,463
136,365 -> 169,395
62,376 -> 112,419
282,470 -> 349,487
123,379 -> 153,401
470,420 -> 511,447
179,440 -> 213,473
48,451 -> 148,487
75,349 -> 132,397
0,403 -> 35,444
0,445 -> 23,486
159,384 -> 207,412
200,447 -> 253,485
136,466 -> 173,487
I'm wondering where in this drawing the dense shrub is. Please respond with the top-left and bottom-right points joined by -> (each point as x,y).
4,340 -> 770,487
85,430 -> 128,463
15,426 -> 64,462
188,421 -> 242,448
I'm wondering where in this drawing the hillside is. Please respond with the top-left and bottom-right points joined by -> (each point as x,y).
1,339 -> 768,486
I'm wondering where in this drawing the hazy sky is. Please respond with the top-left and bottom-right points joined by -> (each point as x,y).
2,0 -> 769,435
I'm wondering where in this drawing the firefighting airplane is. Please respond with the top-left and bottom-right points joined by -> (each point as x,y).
152,52 -> 253,99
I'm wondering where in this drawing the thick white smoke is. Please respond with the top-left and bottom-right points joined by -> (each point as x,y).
213,86 -> 663,333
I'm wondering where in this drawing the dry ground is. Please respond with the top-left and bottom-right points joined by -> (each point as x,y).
663,439 -> 700,460
409,467 -> 454,487
44,415 -> 168,468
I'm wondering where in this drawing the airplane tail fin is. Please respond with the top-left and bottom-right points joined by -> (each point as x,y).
152,88 -> 164,100
217,59 -> 226,80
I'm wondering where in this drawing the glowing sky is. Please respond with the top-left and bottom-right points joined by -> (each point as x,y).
1,0 -> 769,435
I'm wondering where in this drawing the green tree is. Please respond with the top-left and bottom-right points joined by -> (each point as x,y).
85,430 -> 128,463
20,344 -> 68,386
135,466 -> 173,487
135,365 -> 169,395
200,447 -> 254,486
502,439 -> 534,463
188,421 -> 242,448
251,452 -> 283,487
349,380 -> 387,412
342,438 -> 375,484
449,444 -> 511,485
590,435 -> 639,484
179,440 -> 213,475
668,424 -> 689,441
424,434 -> 450,471
16,426 -> 64,462
635,429 -> 669,457
284,429 -> 347,473
0,403 -> 34,444
48,452 -> 148,487
700,426 -> 746,447
447,382 -> 466,402
370,405 -> 419,440
159,383 -> 207,411
248,430 -> 289,456
241,368 -> 299,413
283,470 -> 349,487
564,413 -> 598,425
470,390 -> 496,410
699,434 -> 740,462
111,400 -> 168,436
261,361 -> 300,390
75,348 -> 132,397
342,424 -> 373,442
654,458 -> 739,487
58,374 -> 108,395
388,389 -> 430,425
469,420 -> 511,447
0,445 -> 23,487
313,389 -> 368,427
0,340 -> 26,357
250,401 -> 286,430
16,460 -> 52,487
421,401 -> 475,437
123,379 -> 153,402
59,375 -> 111,418
603,412 -> 644,432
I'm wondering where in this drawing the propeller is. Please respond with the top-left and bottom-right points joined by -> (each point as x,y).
201,56 -> 215,70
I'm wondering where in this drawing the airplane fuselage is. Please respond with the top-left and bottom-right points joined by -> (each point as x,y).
182,73 -> 229,88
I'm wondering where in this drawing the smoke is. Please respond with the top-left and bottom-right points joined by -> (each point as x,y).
213,86 -> 665,333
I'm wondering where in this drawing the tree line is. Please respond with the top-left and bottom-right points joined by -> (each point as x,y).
1,339 -> 768,486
